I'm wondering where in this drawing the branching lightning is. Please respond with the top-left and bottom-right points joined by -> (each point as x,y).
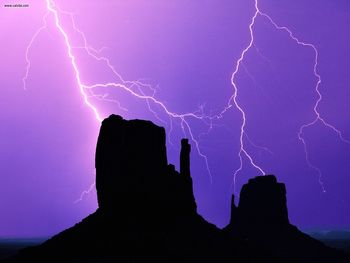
220,4 -> 265,192
24,0 -> 214,192
257,3 -> 350,192
23,12 -> 49,90
45,0 -> 102,122
23,0 -> 349,201
224,0 -> 350,192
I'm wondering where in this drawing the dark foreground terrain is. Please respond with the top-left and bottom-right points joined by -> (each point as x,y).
308,231 -> 350,253
3,115 -> 349,262
0,238 -> 45,261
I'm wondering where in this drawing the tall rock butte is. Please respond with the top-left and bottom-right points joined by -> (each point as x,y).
95,115 -> 168,210
6,115 -> 348,263
95,114 -> 197,223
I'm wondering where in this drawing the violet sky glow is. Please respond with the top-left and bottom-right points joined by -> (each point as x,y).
1,0 -> 350,237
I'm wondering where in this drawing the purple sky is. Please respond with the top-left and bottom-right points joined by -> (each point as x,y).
1,0 -> 350,237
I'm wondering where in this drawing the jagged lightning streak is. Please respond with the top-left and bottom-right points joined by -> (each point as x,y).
24,0 -> 214,194
258,5 -> 350,192
25,0 -> 349,200
227,0 -> 350,192
44,0 -> 102,122
23,12 -> 49,90
74,181 -> 96,204
221,3 -> 265,192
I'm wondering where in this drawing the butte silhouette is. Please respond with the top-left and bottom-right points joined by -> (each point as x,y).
5,115 -> 349,262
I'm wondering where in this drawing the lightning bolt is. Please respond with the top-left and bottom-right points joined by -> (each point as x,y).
74,181 -> 96,204
227,0 -> 350,192
258,4 -> 350,193
23,12 -> 49,90
23,0 -> 214,201
23,0 -> 349,202
221,4 -> 265,192
43,0 -> 102,122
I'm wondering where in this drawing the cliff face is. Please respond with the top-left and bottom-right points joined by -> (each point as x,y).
226,175 -> 288,235
95,115 -> 168,211
7,115 -> 348,263
237,175 -> 289,231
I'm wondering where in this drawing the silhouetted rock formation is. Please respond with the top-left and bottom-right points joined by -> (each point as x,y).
242,175 -> 289,224
234,175 -> 289,234
225,175 -> 349,262
5,115 -> 349,263
95,115 -> 168,211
